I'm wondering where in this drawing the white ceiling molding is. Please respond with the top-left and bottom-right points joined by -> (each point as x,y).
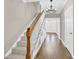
21,0 -> 69,14
22,0 -> 38,3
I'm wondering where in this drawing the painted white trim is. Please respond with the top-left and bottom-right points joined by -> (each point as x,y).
60,39 -> 74,58
60,39 -> 66,47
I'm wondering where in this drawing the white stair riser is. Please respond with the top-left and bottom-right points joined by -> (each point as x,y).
17,41 -> 26,47
4,54 -> 25,59
21,35 -> 27,41
12,48 -> 26,55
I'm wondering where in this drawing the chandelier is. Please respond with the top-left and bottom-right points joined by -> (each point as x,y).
46,0 -> 56,13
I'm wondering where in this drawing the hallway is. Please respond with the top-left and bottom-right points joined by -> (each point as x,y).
35,33 -> 72,59
4,0 -> 74,59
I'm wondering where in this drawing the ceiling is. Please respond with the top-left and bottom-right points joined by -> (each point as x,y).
22,0 -> 68,13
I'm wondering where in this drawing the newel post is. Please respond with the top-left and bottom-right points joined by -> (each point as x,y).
26,28 -> 31,59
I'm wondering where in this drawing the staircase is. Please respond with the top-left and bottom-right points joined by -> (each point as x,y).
5,34 -> 26,59
5,10 -> 45,59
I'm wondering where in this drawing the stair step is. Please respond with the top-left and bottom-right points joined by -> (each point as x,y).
18,40 -> 37,47
12,47 -> 26,55
21,35 -> 27,41
17,41 -> 26,47
5,54 -> 25,59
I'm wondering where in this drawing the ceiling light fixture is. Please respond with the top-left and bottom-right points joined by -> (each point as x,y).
46,0 -> 56,13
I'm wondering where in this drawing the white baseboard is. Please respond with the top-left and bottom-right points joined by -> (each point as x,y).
60,39 -> 74,58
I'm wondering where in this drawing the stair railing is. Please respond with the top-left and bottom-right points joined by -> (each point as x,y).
26,10 -> 44,59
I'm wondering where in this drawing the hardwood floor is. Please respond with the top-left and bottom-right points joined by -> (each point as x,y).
35,33 -> 73,59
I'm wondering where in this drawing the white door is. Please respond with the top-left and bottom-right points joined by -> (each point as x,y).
64,5 -> 73,56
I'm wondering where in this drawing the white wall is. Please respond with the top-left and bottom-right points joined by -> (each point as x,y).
60,0 -> 73,56
45,18 -> 60,38
4,0 -> 41,55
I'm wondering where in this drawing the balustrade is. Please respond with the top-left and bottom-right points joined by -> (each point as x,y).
26,10 -> 46,59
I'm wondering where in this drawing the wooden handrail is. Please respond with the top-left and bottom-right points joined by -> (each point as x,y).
30,10 -> 44,33
26,10 -> 44,59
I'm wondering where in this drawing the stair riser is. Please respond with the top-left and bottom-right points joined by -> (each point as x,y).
12,49 -> 26,55
17,42 -> 26,47
21,35 -> 27,41
4,54 -> 25,59
21,39 -> 26,41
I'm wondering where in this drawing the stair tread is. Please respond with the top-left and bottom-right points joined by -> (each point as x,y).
21,36 -> 26,41
13,47 -> 26,50
5,54 -> 25,59
12,47 -> 26,55
19,41 -> 26,43
18,41 -> 26,44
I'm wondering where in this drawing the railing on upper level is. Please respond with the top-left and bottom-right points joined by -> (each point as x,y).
26,10 -> 46,59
